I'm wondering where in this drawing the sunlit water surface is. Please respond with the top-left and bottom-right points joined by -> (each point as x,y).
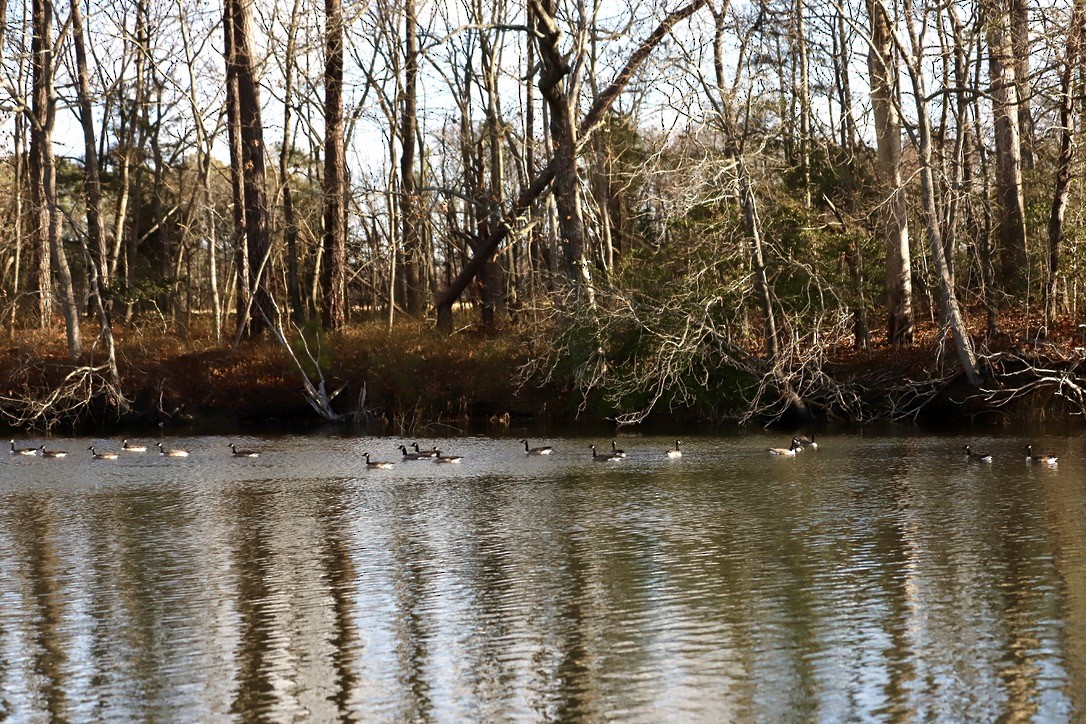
2,432 -> 1085,721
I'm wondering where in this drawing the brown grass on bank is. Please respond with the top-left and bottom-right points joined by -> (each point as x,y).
1,317 -> 538,429
4,309 -> 1083,430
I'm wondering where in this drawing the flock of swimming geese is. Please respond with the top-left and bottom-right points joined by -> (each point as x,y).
963,443 -> 1059,465
8,439 -> 259,460
7,437 -> 686,468
367,438 -> 686,467
8,433 -> 1061,467
764,433 -> 1059,466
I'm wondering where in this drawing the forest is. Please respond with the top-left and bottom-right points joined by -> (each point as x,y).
1,0 -> 1086,431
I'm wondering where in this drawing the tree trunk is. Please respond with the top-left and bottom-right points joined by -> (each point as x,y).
400,0 -> 425,316
11,116 -> 25,333
72,0 -> 119,385
835,11 -> 858,149
866,0 -> 914,346
711,5 -> 779,362
530,0 -> 594,306
223,0 -> 249,334
9,8 -> 26,333
178,0 -> 222,339
29,0 -> 52,330
985,0 -> 1029,294
917,128 -> 980,385
31,0 -> 81,357
122,0 -> 152,324
225,0 -> 273,338
1011,0 -> 1032,169
281,0 -> 306,325
795,0 -> 811,207
971,68 -> 999,340
481,8 -> 509,319
824,193 -> 870,349
1046,0 -> 1085,327
898,0 -> 982,386
0,0 -> 7,69
322,0 -> 347,330
740,170 -> 778,361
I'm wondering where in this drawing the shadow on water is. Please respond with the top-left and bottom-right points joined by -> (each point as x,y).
228,484 -> 277,718
6,495 -> 69,719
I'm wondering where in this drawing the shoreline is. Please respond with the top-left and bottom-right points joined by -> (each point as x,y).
3,323 -> 1085,435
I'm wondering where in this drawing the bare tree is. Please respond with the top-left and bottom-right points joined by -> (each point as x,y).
28,0 -> 53,330
3,0 -> 29,333
278,0 -> 306,325
984,0 -> 1028,295
29,0 -> 82,358
530,0 -> 594,305
794,0 -> 812,207
865,0 -> 913,346
224,0 -> 250,332
1045,0 -> 1085,327
105,0 -> 150,320
70,0 -> 119,385
177,0 -> 224,340
435,0 -> 708,332
225,0 -> 274,338
322,0 -> 348,330
895,0 -> 981,385
399,0 -> 426,316
833,8 -> 858,149
1010,0 -> 1032,169
708,0 -> 780,362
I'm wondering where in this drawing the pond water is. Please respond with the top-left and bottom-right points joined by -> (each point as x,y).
1,431 -> 1084,721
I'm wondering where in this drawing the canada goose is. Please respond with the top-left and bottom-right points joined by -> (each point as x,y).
1025,445 -> 1058,465
39,445 -> 67,458
963,445 -> 992,462
434,453 -> 463,464
10,440 -> 37,456
796,433 -> 818,450
398,444 -> 429,460
88,446 -> 119,460
522,439 -> 554,455
123,439 -> 148,452
590,444 -> 622,462
412,442 -> 441,458
611,440 -> 627,458
363,452 -> 395,469
229,443 -> 260,458
666,440 -> 683,458
767,438 -> 802,457
157,442 -> 190,457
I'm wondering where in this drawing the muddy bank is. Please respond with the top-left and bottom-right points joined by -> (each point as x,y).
3,327 -> 1085,435
0,330 -> 553,434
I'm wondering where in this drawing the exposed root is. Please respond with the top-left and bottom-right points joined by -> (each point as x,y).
966,351 -> 1086,416
0,363 -> 124,430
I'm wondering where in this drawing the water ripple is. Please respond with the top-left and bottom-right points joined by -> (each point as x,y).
1,433 -> 1084,720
